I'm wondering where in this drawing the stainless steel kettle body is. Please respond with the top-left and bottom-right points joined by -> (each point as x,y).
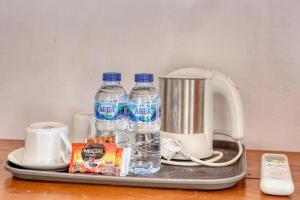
160,77 -> 205,135
159,68 -> 244,160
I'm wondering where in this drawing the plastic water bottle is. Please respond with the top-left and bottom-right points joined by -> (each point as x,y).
128,73 -> 161,175
94,72 -> 128,143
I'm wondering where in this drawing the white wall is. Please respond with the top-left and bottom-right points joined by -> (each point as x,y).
0,0 -> 299,151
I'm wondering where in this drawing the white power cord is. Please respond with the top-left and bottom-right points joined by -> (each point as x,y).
117,131 -> 243,167
161,133 -> 243,167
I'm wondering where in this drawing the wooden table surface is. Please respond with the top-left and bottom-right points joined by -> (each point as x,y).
0,140 -> 299,200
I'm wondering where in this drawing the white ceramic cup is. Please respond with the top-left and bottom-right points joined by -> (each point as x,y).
24,122 -> 72,165
71,113 -> 96,143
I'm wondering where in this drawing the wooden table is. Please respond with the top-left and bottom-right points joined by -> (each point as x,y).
0,140 -> 299,200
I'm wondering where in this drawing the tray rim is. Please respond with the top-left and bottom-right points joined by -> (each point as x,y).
4,145 -> 247,186
4,160 -> 247,185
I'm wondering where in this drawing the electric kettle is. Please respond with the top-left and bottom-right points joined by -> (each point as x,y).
159,68 -> 244,164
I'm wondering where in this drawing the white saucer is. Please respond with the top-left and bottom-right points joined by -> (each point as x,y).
8,147 -> 69,170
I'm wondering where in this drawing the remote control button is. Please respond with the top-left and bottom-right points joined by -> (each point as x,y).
271,170 -> 282,175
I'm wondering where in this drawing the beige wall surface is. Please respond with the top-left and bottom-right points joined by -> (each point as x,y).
0,0 -> 299,151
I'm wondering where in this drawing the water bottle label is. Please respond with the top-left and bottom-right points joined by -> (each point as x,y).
128,100 -> 160,122
95,101 -> 126,120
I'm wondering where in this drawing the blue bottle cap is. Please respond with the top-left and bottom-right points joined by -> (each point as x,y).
102,72 -> 121,81
135,73 -> 154,82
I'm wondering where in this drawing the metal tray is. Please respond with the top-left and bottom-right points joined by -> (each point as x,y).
4,140 -> 246,190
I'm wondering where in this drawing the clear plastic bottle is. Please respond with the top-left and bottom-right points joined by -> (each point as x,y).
94,72 -> 128,143
128,73 -> 161,175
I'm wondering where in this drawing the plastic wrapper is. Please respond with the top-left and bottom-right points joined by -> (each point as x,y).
69,143 -> 116,175
69,138 -> 131,176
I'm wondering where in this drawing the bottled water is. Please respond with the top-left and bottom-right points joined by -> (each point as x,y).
128,73 -> 161,175
94,72 -> 128,143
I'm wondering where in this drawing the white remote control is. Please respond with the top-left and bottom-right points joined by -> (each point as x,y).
260,153 -> 294,196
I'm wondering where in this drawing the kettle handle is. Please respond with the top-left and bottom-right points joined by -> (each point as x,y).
208,70 -> 244,140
